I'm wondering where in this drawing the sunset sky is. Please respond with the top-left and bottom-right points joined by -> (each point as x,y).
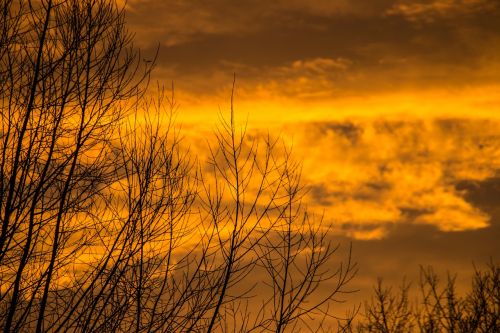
122,0 -> 500,302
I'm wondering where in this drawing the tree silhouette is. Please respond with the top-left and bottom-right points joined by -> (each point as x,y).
352,262 -> 500,333
0,1 -> 356,332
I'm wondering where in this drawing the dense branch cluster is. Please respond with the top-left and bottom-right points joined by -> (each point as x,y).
0,1 -> 355,332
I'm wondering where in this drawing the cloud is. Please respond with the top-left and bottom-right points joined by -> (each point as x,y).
184,118 -> 498,240
120,0 -> 500,241
290,57 -> 352,73
284,119 -> 500,239
249,57 -> 354,98
124,0 -> 266,47
386,0 -> 498,22
124,0 -> 500,101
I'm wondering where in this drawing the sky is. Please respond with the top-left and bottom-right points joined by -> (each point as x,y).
122,0 -> 500,308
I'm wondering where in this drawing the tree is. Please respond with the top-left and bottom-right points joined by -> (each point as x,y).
0,1 -> 355,332
1,0 -> 151,331
353,262 -> 500,333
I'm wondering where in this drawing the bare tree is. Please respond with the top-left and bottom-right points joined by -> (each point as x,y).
354,261 -> 500,333
0,1 -> 355,332
193,80 -> 357,333
255,153 -> 357,333
356,279 -> 414,333
0,0 -> 151,331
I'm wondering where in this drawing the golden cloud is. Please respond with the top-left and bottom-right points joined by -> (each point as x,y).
288,118 -> 497,238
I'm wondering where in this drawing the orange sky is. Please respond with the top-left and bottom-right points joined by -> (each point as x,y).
122,0 -> 500,304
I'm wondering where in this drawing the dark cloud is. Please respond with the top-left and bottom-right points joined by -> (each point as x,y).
457,176 -> 500,213
348,221 -> 500,299
341,175 -> 500,302
317,122 -> 363,144
126,0 -> 500,94
309,183 -> 337,206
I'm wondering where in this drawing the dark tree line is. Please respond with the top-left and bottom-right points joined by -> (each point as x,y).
0,1 -> 355,332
